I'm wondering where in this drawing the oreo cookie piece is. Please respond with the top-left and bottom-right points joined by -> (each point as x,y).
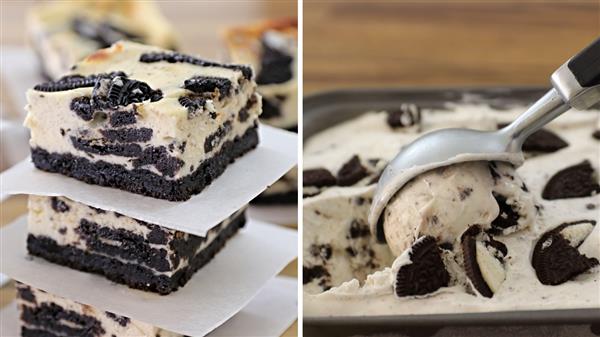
461,225 -> 508,298
593,130 -> 600,140
303,168 -> 336,187
183,76 -> 232,97
92,75 -> 163,109
393,236 -> 450,297
337,155 -> 368,186
497,124 -> 568,153
542,160 -> 600,200
490,193 -> 520,234
33,71 -> 125,92
387,104 -> 421,129
532,220 -> 598,285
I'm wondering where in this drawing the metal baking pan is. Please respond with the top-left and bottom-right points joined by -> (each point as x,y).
302,87 -> 600,333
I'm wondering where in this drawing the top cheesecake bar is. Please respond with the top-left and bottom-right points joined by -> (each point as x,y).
27,0 -> 177,80
25,41 -> 262,201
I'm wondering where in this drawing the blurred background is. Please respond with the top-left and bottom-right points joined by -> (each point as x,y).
0,2 -> 297,336
304,0 -> 599,94
2,1 -> 295,57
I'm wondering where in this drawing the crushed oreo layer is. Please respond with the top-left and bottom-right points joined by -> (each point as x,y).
132,146 -> 185,177
99,128 -> 153,143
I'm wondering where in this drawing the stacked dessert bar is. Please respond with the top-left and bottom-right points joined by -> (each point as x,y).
225,18 -> 298,205
15,41 -> 261,336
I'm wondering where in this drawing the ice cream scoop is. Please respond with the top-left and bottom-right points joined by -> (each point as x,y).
369,37 -> 600,237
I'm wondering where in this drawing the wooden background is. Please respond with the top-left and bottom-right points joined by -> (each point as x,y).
304,0 -> 600,94
0,1 -> 298,336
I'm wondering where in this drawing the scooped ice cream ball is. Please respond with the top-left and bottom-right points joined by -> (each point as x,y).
382,161 -> 535,256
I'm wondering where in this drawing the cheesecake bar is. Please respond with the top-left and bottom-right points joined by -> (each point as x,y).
25,41 -> 261,201
225,18 -> 298,205
27,0 -> 177,80
27,195 -> 246,295
16,282 -> 181,337
303,102 -> 599,315
225,18 -> 297,131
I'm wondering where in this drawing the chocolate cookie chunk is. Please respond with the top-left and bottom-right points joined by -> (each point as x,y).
303,168 -> 336,187
337,155 -> 368,186
542,160 -> 600,200
183,76 -> 232,97
394,236 -> 450,297
461,225 -> 507,298
593,130 -> 600,140
303,265 -> 330,285
532,220 -> 598,285
387,103 -> 421,129
490,193 -> 520,234
498,124 -> 568,153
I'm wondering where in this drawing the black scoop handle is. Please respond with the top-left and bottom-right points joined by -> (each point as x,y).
568,37 -> 600,87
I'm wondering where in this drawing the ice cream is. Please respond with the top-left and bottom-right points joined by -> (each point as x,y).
382,161 -> 535,256
303,101 -> 600,316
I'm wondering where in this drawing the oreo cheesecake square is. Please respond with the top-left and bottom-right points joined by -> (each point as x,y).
16,282 -> 181,336
27,0 -> 177,80
225,18 -> 298,205
27,195 -> 247,295
25,41 -> 261,201
225,17 -> 297,131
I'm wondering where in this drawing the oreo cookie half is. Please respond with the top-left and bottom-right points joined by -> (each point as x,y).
337,155 -> 368,186
393,236 -> 450,297
303,168 -> 336,187
532,220 -> 598,285
497,124 -> 568,153
461,226 -> 508,298
542,160 -> 600,200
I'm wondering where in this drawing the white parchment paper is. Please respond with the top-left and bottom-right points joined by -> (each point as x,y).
0,125 -> 297,236
0,216 -> 297,336
0,276 -> 297,337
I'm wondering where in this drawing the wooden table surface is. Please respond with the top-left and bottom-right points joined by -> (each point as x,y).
304,0 -> 600,94
0,1 -> 298,336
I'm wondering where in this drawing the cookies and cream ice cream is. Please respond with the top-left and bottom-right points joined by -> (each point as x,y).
382,161 -> 535,256
303,101 -> 600,316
